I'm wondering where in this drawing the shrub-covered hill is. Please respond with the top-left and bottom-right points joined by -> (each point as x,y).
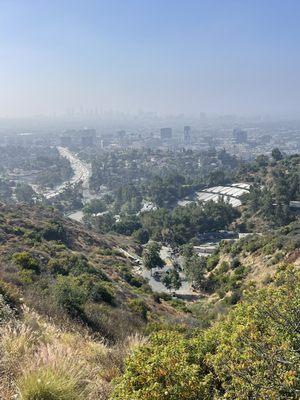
183,221 -> 300,326
0,203 -> 192,341
191,221 -> 300,300
208,221 -> 300,297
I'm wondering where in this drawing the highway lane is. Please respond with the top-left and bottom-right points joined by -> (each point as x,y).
35,147 -> 90,199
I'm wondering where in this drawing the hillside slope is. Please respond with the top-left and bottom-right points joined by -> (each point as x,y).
0,203 -> 299,399
0,203 -> 191,342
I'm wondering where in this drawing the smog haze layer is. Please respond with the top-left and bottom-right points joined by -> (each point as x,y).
1,0 -> 300,118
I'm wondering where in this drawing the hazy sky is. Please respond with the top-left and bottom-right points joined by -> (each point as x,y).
1,0 -> 300,117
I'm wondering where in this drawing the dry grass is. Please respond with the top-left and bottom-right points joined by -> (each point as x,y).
0,305 -> 146,400
18,367 -> 83,400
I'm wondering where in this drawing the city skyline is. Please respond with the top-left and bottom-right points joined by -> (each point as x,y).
1,0 -> 300,118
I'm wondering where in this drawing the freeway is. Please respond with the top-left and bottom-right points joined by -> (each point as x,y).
35,147 -> 90,199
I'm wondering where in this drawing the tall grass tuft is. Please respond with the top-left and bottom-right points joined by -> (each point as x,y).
18,366 -> 82,400
0,304 -> 146,399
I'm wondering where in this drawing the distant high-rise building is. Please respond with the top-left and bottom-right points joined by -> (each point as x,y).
183,126 -> 191,144
160,127 -> 172,141
233,128 -> 247,144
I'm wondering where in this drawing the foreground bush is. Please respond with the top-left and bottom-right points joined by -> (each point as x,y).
207,265 -> 300,399
111,331 -> 206,400
111,266 -> 300,400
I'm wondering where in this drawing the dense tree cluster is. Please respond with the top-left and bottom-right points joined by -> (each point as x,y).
0,178 -> 13,202
89,199 -> 239,246
0,145 -> 73,189
142,241 -> 165,274
89,148 -> 238,197
241,154 -> 300,228
141,200 -> 240,245
15,183 -> 37,204
34,156 -> 73,188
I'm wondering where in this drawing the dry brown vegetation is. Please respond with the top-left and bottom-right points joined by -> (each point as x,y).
0,301 -> 147,400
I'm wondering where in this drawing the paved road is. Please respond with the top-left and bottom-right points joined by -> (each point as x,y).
35,147 -> 90,199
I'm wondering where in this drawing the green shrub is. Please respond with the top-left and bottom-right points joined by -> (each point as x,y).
42,222 -> 67,243
89,282 -> 115,305
122,266 -> 146,288
169,298 -> 189,313
53,275 -> 88,316
111,331 -> 205,400
12,252 -> 40,273
0,279 -> 21,310
262,243 -> 275,255
229,242 -> 243,257
47,254 -> 108,280
206,253 -> 220,271
24,230 -> 42,242
231,257 -> 241,269
128,275 -> 144,288
152,292 -> 172,303
128,298 -> 148,320
244,238 -> 261,253
113,267 -> 300,400
47,258 -> 68,275
18,269 -> 36,284
273,251 -> 284,263
203,273 -> 219,293
120,266 -> 145,288
132,228 -> 149,244
219,261 -> 229,273
97,247 -> 125,257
